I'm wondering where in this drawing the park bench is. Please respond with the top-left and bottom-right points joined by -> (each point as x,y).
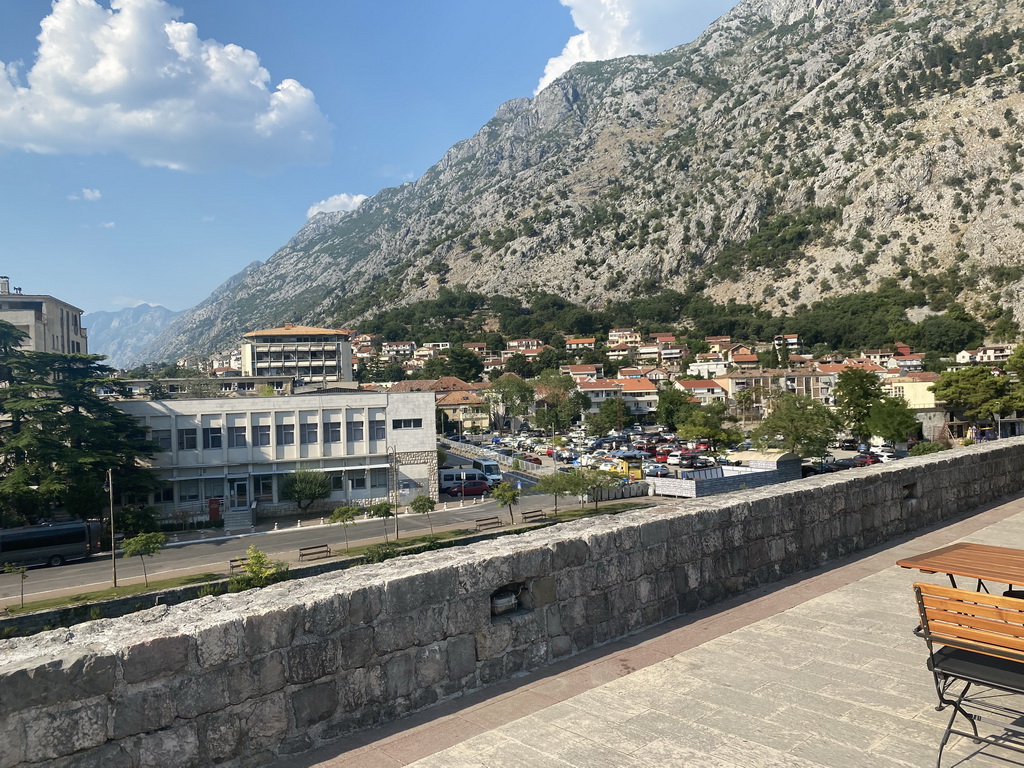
228,557 -> 249,574
298,543 -> 332,562
912,582 -> 1024,766
521,509 -> 547,524
475,516 -> 503,532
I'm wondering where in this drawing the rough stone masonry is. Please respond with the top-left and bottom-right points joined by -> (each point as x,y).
3,437 -> 1024,767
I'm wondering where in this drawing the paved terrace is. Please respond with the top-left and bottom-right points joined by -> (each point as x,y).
286,491 -> 1024,768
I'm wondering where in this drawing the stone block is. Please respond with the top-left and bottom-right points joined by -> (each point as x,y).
348,585 -> 383,624
303,593 -> 350,636
410,603 -> 447,645
23,698 -> 108,762
291,680 -> 338,729
251,649 -> 287,695
474,620 -> 513,660
195,619 -> 244,668
338,625 -> 374,670
244,605 -> 300,655
197,709 -> 242,763
639,518 -> 669,546
544,604 -> 563,637
446,595 -> 488,636
341,664 -> 385,709
384,566 -> 457,616
111,680 -> 178,739
287,638 -> 338,684
119,635 -> 189,684
584,592 -> 609,625
446,634 -> 477,680
373,616 -> 415,655
131,722 -> 199,768
456,554 -> 512,594
238,691 -> 288,750
384,650 -> 416,699
0,648 -> 115,718
550,635 -> 572,658
551,537 -> 589,570
526,575 -> 556,608
415,642 -> 447,688
508,546 -> 553,582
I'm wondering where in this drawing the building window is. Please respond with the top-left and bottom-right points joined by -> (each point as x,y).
151,429 -> 172,451
370,468 -> 389,489
157,485 -> 174,503
253,475 -> 273,502
349,473 -> 367,490
177,428 -> 197,450
324,421 -> 342,443
300,423 -> 318,444
204,479 -> 223,499
202,427 -> 222,449
391,418 -> 423,430
370,420 -> 386,439
346,421 -> 364,441
179,480 -> 200,501
253,424 -> 271,446
276,424 -> 295,446
227,426 -> 246,448
331,474 -> 345,491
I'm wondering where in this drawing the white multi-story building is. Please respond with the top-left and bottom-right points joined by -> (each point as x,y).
115,391 -> 437,526
240,324 -> 353,384
0,276 -> 88,354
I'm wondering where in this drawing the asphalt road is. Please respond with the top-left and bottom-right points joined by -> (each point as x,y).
0,497 -> 512,605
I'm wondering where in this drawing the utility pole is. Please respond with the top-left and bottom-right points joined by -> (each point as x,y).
106,468 -> 118,588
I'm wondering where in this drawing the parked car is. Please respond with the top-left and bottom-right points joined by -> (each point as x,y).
688,456 -> 717,469
831,458 -> 860,470
521,455 -> 543,465
853,453 -> 881,466
839,438 -> 859,451
645,464 -> 670,478
449,480 -> 490,497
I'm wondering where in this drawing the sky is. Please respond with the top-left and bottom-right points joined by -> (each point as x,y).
0,0 -> 739,315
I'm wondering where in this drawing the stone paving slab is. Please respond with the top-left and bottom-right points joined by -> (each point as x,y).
284,492 -> 1024,768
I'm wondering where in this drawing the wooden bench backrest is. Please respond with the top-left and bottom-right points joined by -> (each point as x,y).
914,582 -> 1024,663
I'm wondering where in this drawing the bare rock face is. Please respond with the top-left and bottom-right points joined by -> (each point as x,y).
141,0 -> 1024,361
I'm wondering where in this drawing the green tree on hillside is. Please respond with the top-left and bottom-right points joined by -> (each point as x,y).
483,374 -> 535,434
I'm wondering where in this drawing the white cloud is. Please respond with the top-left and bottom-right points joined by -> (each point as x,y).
99,221 -> 115,228
0,0 -> 331,172
537,0 -> 736,94
306,192 -> 368,219
69,187 -> 102,200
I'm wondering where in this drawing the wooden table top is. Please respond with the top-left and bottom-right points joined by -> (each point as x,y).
897,542 -> 1024,586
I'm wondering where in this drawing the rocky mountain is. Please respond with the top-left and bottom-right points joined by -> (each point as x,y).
83,304 -> 181,368
140,0 -> 1024,361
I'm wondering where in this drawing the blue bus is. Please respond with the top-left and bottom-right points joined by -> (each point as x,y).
0,521 -> 103,567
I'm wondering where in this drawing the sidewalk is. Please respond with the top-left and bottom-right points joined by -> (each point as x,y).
279,490 -> 1024,768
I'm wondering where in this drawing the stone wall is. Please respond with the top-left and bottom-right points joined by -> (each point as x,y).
3,438 -> 1024,767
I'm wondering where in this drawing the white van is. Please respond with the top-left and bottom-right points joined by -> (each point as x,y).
471,458 -> 503,486
438,467 -> 489,494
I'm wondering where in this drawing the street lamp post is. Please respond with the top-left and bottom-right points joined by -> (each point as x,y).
104,468 -> 117,588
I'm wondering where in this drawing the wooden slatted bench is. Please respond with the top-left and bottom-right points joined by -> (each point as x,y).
298,543 -> 332,561
475,516 -> 503,532
229,557 -> 249,574
521,509 -> 547,523
913,582 -> 1024,766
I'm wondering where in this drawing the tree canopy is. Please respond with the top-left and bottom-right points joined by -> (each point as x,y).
0,324 -> 159,527
752,393 -> 842,457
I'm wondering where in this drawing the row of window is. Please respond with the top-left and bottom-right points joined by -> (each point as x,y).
168,469 -> 389,502
150,418 -> 421,451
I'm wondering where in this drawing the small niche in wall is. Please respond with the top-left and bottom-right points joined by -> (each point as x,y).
490,582 -> 527,619
903,482 -> 918,501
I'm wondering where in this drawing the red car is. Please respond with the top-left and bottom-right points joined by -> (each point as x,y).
853,453 -> 881,466
449,480 -> 490,497
521,455 -> 543,465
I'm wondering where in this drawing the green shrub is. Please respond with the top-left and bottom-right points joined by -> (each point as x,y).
364,544 -> 400,563
909,441 -> 948,456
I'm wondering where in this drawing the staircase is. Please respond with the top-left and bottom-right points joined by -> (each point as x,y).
222,506 -> 253,533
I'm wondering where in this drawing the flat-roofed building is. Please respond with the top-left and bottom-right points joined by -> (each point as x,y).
115,390 -> 437,527
241,323 -> 353,385
0,277 -> 87,354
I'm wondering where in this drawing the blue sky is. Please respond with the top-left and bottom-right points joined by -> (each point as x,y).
0,0 -> 738,315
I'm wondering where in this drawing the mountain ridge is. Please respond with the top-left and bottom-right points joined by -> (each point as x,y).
136,0 -> 1024,363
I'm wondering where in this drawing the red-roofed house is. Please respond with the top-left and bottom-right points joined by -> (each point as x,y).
674,379 -> 728,406
565,337 -> 597,353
